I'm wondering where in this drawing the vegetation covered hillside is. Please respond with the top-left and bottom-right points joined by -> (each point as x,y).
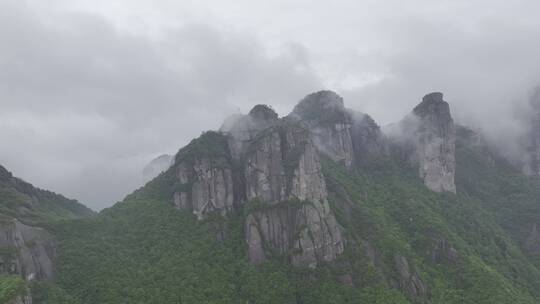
37,126 -> 540,304
0,165 -> 94,303
0,165 -> 94,224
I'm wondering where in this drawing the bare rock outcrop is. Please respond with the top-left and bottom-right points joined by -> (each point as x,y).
172,132 -> 235,219
245,200 -> 343,268
291,90 -> 386,167
243,122 -> 343,267
351,113 -> 387,163
11,293 -> 33,304
244,127 -> 287,203
393,255 -> 430,297
412,93 -> 456,193
242,117 -> 343,267
431,238 -> 460,264
221,104 -> 280,160
388,92 -> 456,193
291,91 -> 355,167
172,104 -> 345,267
173,158 -> 235,220
0,218 -> 55,281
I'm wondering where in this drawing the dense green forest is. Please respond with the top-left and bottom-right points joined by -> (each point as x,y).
0,165 -> 94,224
11,126 -> 536,304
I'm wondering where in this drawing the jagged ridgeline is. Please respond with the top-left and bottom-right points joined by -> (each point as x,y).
21,91 -> 540,303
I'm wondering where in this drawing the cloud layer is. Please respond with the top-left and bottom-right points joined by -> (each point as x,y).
0,0 -> 321,209
2,0 -> 540,209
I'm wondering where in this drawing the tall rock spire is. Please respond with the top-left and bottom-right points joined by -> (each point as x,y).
388,92 -> 456,193
412,92 -> 456,193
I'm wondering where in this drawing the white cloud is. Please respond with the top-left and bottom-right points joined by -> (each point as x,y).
2,0 -> 540,209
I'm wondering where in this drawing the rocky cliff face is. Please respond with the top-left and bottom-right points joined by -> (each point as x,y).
243,121 -> 343,267
389,93 -> 456,193
168,91 -> 457,272
244,127 -> 287,203
245,200 -> 343,268
0,218 -> 56,281
412,93 -> 456,193
171,132 -> 235,220
392,255 -> 430,297
431,238 -> 460,264
221,104 -> 280,160
291,90 -> 385,167
173,157 -> 235,220
351,112 -> 387,163
172,104 -> 344,267
291,91 -> 355,167
11,293 -> 32,304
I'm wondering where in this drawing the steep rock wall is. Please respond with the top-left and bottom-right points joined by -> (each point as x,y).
291,90 -> 386,168
0,218 -> 55,282
412,93 -> 456,193
171,105 -> 344,267
243,122 -> 343,267
388,92 -> 456,193
291,91 -> 355,167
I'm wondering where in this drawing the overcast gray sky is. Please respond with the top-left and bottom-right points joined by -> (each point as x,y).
2,0 -> 540,210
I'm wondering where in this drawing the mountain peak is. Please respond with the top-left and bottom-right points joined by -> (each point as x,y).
248,104 -> 278,121
414,92 -> 450,118
292,90 -> 349,122
408,92 -> 456,193
0,164 -> 13,181
423,91 -> 444,102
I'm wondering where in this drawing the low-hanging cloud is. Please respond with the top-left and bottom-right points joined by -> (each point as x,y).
3,0 -> 540,209
340,9 -> 540,165
0,0 -> 322,210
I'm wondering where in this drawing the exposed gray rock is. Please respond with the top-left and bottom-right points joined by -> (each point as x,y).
387,93 -> 456,193
244,127 -> 287,203
142,154 -> 173,183
10,288 -> 32,304
525,223 -> 540,255
173,103 -> 345,267
291,91 -> 387,167
431,238 -> 460,263
284,125 -> 329,204
394,255 -> 429,297
221,105 -> 280,160
0,218 -> 55,281
245,201 -> 344,268
244,121 -> 344,267
351,113 -> 387,162
412,93 -> 456,193
173,157 -> 235,220
291,91 -> 355,167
